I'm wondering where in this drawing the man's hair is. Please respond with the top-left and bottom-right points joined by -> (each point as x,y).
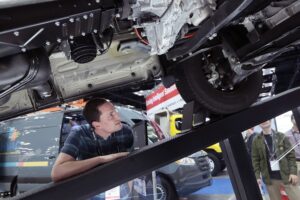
291,114 -> 295,121
83,98 -> 109,126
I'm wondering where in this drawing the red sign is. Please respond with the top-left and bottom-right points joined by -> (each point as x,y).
146,84 -> 180,111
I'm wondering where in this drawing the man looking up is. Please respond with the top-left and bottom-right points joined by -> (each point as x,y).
51,98 -> 133,182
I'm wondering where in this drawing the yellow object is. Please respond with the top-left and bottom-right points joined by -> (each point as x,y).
22,161 -> 49,167
206,143 -> 222,153
169,113 -> 222,152
169,113 -> 182,137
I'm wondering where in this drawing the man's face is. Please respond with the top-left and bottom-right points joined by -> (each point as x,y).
246,128 -> 254,136
95,102 -> 122,134
259,120 -> 271,130
292,117 -> 296,126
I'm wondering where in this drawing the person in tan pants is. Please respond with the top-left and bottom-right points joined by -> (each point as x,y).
252,120 -> 300,200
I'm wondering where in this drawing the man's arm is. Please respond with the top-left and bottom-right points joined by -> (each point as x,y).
251,139 -> 264,186
283,136 -> 297,173
283,135 -> 298,185
51,152 -> 129,182
251,138 -> 261,179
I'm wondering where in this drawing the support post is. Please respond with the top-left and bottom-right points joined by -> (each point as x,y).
220,134 -> 262,200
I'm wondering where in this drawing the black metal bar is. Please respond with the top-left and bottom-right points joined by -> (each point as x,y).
166,0 -> 253,60
12,87 -> 300,200
236,12 -> 300,61
0,1 -> 116,58
0,0 -> 115,31
181,101 -> 195,131
292,107 -> 300,132
220,134 -> 262,200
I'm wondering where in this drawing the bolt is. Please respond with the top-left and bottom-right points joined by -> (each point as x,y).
46,41 -> 51,46
14,31 -> 19,36
115,13 -> 121,18
172,58 -> 177,62
231,56 -> 237,63
189,52 -> 193,56
208,33 -> 217,40
69,18 -> 74,23
21,48 -> 26,52
90,13 -> 94,18
81,32 -> 86,36
93,29 -> 98,33
179,1 -> 184,9
83,15 -> 88,20
69,35 -> 74,39
42,92 -> 51,97
140,32 -> 146,37
88,3 -> 91,6
55,21 -> 60,26
96,0 -> 100,3
57,38 -> 62,43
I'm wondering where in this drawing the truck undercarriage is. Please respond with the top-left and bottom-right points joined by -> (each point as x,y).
0,0 -> 300,120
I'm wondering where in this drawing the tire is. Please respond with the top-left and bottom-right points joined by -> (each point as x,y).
175,54 -> 263,114
220,162 -> 227,171
147,175 -> 178,200
207,153 -> 221,176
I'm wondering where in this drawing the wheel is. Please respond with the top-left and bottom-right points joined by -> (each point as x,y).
220,162 -> 226,171
156,176 -> 178,200
175,52 -> 263,114
147,175 -> 178,200
207,152 -> 221,176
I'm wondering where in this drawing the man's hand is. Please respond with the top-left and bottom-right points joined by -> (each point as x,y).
51,152 -> 130,182
113,152 -> 129,159
101,152 -> 129,163
289,174 -> 299,185
257,179 -> 262,186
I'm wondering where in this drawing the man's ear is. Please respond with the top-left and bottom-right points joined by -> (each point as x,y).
92,121 -> 101,129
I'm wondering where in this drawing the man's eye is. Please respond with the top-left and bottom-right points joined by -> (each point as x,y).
108,112 -> 114,119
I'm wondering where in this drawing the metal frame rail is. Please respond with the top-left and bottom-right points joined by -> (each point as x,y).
12,87 -> 300,200
181,101 -> 262,200
220,134 -> 261,200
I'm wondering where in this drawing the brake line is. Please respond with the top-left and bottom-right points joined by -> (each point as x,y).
0,54 -> 39,100
134,28 -> 149,45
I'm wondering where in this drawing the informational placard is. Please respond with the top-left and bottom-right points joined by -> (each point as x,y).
105,186 -> 120,200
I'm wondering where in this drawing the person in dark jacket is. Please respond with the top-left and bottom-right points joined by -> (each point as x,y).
285,114 -> 300,177
245,127 -> 257,167
252,120 -> 300,200
245,127 -> 257,156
